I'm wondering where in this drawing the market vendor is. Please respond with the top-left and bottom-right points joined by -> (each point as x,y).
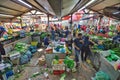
51,28 -> 55,40
113,32 -> 120,43
0,42 -> 5,63
20,27 -> 26,38
0,28 -> 6,63
44,34 -> 51,48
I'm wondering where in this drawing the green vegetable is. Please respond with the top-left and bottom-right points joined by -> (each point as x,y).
64,56 -> 74,69
54,55 -> 59,60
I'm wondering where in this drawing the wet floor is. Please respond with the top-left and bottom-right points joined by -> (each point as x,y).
15,49 -> 96,80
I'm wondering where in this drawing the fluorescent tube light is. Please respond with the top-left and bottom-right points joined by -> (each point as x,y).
113,11 -> 120,14
79,0 -> 96,11
18,0 -> 32,8
0,14 -> 14,17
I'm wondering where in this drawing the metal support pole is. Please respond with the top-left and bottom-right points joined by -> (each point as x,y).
70,14 -> 73,28
47,14 -> 50,32
47,14 -> 49,27
20,16 -> 22,27
70,14 -> 73,37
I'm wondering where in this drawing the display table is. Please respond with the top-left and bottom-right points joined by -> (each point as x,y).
100,51 -> 120,80
3,36 -> 31,54
0,62 -> 14,80
45,42 -> 66,68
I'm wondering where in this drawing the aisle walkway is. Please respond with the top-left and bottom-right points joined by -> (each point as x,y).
16,48 -> 96,80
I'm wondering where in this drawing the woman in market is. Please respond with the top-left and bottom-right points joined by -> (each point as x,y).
66,32 -> 73,51
81,36 -> 94,62
51,28 -> 55,40
65,27 -> 70,38
44,34 -> 51,48
0,42 -> 6,63
0,28 -> 6,63
74,33 -> 83,67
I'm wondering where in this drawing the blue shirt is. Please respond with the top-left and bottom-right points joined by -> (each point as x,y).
65,30 -> 69,37
74,38 -> 83,51
78,24 -> 81,29
44,37 -> 49,46
113,35 -> 120,40
51,30 -> 55,36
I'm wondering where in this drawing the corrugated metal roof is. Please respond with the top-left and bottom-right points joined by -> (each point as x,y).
0,0 -> 119,20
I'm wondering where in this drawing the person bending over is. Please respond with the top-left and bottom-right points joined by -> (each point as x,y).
44,34 -> 51,48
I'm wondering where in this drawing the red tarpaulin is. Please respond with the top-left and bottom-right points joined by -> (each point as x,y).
62,16 -> 70,20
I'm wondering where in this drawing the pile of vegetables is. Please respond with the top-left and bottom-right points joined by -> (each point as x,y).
64,56 -> 75,69
29,46 -> 37,53
14,42 -> 28,53
55,45 -> 65,53
26,32 -> 33,36
111,48 -> 120,57
52,55 -> 64,65
105,50 -> 119,62
103,41 -> 119,50
40,32 -> 48,39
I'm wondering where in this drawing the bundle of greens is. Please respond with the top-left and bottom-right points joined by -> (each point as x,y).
14,42 -> 28,53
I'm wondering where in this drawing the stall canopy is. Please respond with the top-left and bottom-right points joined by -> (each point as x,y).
0,0 -> 31,19
87,0 -> 120,20
0,0 -> 119,20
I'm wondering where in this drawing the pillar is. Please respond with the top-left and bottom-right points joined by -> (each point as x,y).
70,14 -> 73,28
20,16 -> 22,27
47,14 -> 49,27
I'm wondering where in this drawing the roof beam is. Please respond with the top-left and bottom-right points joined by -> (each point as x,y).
12,9 -> 32,19
0,12 -> 16,16
95,2 -> 120,11
0,5 -> 23,12
22,0 -> 48,14
88,0 -> 105,8
89,8 -> 102,14
34,0 -> 49,13
70,0 -> 81,13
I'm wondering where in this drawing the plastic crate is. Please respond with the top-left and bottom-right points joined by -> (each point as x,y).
52,64 -> 65,70
52,59 -> 65,75
31,41 -> 38,46
45,49 -> 53,54
53,70 -> 65,75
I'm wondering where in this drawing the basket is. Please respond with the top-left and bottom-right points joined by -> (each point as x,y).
45,49 -> 53,54
52,59 -> 65,75
31,41 -> 38,46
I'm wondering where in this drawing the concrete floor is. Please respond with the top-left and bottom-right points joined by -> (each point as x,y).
15,49 -> 96,80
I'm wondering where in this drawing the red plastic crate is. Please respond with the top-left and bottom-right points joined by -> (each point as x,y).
53,70 -> 65,75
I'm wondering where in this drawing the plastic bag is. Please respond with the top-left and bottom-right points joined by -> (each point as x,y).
94,71 -> 110,80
